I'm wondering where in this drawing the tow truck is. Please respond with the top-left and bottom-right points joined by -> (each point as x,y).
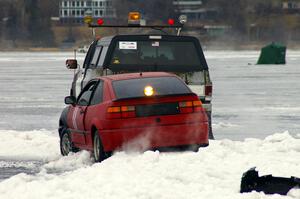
59,12 -> 214,143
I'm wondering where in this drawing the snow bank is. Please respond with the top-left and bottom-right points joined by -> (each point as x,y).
0,130 -> 60,161
0,131 -> 299,199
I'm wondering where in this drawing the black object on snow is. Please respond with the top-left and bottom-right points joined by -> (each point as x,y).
240,167 -> 300,195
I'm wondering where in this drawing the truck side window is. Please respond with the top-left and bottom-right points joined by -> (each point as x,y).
90,46 -> 103,68
90,81 -> 103,105
83,41 -> 97,68
97,46 -> 108,67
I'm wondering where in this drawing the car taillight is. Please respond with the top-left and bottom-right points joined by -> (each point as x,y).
179,100 -> 202,114
193,100 -> 202,112
179,101 -> 193,113
121,106 -> 136,118
107,106 -> 136,119
205,84 -> 213,97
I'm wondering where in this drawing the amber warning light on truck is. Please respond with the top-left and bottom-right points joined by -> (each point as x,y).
128,12 -> 140,20
84,15 -> 92,24
128,12 -> 141,25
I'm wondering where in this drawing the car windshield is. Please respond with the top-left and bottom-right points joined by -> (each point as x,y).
109,41 -> 202,72
112,76 -> 192,99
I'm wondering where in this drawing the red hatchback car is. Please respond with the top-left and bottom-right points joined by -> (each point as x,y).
60,72 -> 209,162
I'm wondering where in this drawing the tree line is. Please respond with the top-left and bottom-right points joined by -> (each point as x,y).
0,0 -> 59,46
0,0 -> 296,47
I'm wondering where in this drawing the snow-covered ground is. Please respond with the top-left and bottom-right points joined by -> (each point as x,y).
0,51 -> 299,198
0,130 -> 299,199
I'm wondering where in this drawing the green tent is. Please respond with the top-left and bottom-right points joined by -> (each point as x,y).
257,43 -> 286,64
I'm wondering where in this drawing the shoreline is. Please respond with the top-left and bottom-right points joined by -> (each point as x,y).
1,43 -> 300,52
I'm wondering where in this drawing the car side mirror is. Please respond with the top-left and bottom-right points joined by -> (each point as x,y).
66,59 -> 78,69
65,96 -> 76,105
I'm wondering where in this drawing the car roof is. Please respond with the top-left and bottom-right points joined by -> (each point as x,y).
97,72 -> 177,81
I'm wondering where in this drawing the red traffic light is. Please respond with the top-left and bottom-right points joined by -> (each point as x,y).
168,18 -> 175,26
97,18 -> 104,25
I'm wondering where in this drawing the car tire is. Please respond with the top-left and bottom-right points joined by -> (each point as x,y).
190,144 -> 200,152
93,131 -> 106,162
60,129 -> 78,156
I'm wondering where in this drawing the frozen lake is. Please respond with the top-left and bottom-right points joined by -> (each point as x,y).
207,51 -> 300,140
0,52 -> 79,131
0,51 -> 299,140
0,51 -> 299,198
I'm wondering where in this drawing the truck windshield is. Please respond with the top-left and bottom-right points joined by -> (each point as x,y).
109,41 -> 202,72
112,76 -> 192,99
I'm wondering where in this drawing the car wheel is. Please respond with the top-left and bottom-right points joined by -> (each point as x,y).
190,143 -> 209,152
93,131 -> 105,162
190,144 -> 200,152
60,129 -> 78,156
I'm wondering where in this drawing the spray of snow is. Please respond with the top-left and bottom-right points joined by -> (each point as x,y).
41,151 -> 93,173
120,130 -> 152,152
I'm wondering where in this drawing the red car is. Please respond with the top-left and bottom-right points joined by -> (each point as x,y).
59,72 -> 209,162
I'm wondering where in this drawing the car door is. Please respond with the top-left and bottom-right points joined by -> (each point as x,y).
83,80 -> 104,148
69,81 -> 98,145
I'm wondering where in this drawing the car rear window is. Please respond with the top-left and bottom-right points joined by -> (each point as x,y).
112,76 -> 192,99
109,41 -> 202,72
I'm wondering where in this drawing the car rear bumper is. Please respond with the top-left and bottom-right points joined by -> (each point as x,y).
100,122 -> 209,151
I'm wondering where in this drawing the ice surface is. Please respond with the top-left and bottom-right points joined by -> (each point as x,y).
204,50 -> 300,140
0,52 -> 84,131
1,51 -> 299,139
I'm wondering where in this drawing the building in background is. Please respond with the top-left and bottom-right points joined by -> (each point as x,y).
282,0 -> 300,13
59,0 -> 115,24
173,0 -> 228,38
173,0 -> 218,22
283,0 -> 300,9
